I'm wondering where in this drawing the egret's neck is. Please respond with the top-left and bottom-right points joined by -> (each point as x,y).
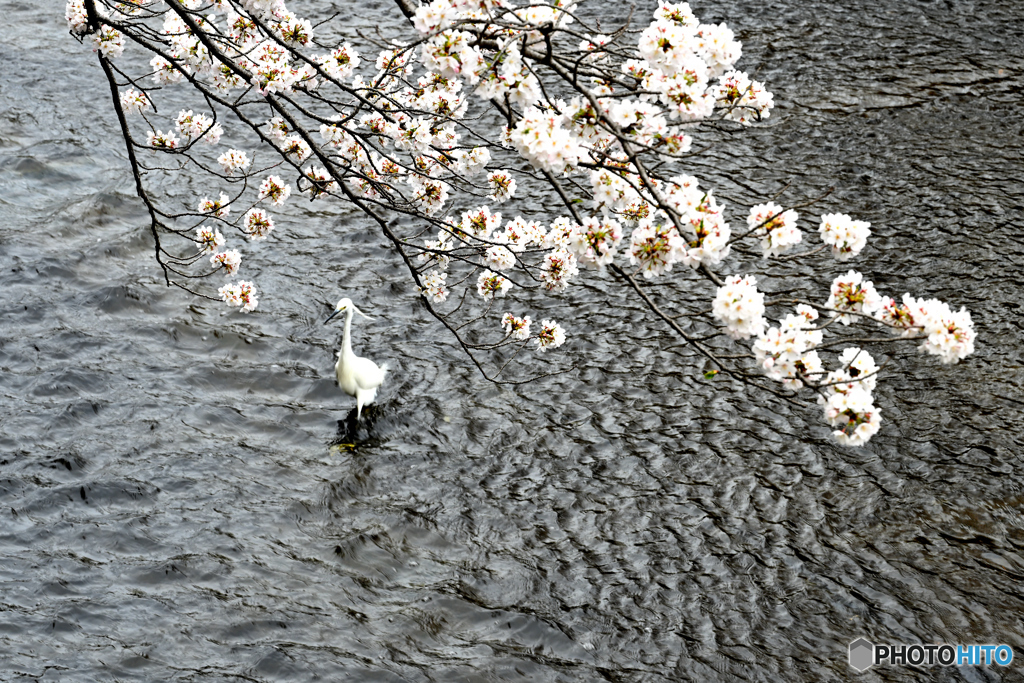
341,308 -> 355,359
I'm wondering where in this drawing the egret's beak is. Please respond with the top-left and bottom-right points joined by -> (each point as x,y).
354,306 -> 374,321
324,309 -> 341,325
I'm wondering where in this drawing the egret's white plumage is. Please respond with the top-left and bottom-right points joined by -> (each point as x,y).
324,297 -> 388,419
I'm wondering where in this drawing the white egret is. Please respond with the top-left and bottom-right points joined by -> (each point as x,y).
323,297 -> 388,419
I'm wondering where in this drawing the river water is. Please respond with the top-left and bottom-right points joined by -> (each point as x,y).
1,1 -> 1023,681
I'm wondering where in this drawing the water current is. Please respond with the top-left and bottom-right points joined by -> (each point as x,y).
1,0 -> 1023,680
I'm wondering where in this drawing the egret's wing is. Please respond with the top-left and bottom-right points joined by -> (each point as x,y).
351,356 -> 386,391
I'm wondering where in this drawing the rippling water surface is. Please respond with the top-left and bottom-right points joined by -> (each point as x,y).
1,1 -> 1023,680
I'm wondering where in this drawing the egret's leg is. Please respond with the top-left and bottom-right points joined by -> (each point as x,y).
356,393 -> 364,420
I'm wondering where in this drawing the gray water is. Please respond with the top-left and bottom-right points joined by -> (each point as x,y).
1,1 -> 1023,681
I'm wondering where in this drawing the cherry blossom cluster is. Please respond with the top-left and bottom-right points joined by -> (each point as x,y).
94,26 -> 126,58
199,193 -> 230,218
146,130 -> 178,149
510,107 -> 581,174
826,270 -> 882,324
501,313 -> 532,341
628,221 -> 685,278
243,208 -> 275,240
196,225 -> 225,254
420,269 -> 449,303
219,280 -> 259,313
541,248 -> 579,293
176,110 -> 223,144
658,177 -> 733,267
751,306 -> 883,445
822,381 -> 881,447
459,206 -> 502,238
811,347 -> 880,446
280,135 -> 312,163
712,275 -> 766,340
66,0 -> 90,35
301,167 -> 338,199
740,269 -> 976,446
824,347 -> 880,395
477,270 -> 512,300
320,45 -> 361,81
211,248 -> 242,276
747,202 -> 801,257
501,216 -> 547,251
752,305 -> 823,389
606,100 -> 673,152
258,175 -> 291,205
712,70 -> 774,124
218,150 -> 250,175
475,42 -> 541,106
484,245 -> 516,271
588,171 -> 731,272
120,88 -> 150,115
417,231 -> 453,270
878,294 -> 976,363
819,213 -> 871,261
487,171 -> 517,204
535,320 -> 567,351
569,217 -> 623,268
